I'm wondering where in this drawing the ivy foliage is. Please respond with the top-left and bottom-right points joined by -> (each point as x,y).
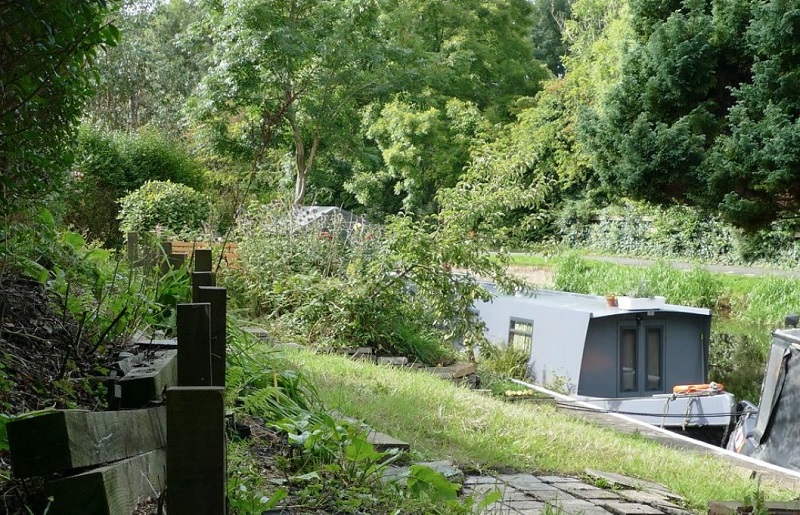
0,0 -> 120,214
548,198 -> 800,269
118,180 -> 209,239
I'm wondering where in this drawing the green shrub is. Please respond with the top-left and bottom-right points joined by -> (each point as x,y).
65,126 -> 205,245
550,200 -> 800,268
224,202 -> 520,365
118,180 -> 209,239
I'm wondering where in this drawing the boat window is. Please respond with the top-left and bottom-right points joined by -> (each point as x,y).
645,327 -> 663,391
508,318 -> 533,354
619,328 -> 637,392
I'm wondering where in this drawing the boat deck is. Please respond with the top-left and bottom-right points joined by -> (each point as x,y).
512,380 -> 800,490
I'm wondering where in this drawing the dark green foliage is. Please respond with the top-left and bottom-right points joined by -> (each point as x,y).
118,180 -> 209,239
709,329 -> 767,403
707,1 -> 800,230
629,0 -> 684,38
583,0 -> 800,231
585,2 -> 733,206
0,0 -> 120,215
530,0 -> 571,76
582,0 -> 788,230
65,127 -> 205,245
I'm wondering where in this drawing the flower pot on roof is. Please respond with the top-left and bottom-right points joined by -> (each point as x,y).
617,295 -> 666,311
617,281 -> 665,310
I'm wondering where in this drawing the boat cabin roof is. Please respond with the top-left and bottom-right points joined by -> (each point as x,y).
480,285 -> 711,318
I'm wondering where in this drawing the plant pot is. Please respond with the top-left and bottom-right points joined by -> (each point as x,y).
605,295 -> 617,307
617,296 -> 666,311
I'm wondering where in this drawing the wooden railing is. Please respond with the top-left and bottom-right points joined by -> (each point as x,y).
7,249 -> 229,514
125,232 -> 239,270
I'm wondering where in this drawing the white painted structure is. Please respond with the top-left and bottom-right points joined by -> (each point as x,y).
474,286 -> 735,431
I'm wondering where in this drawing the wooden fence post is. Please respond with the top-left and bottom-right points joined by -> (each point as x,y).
197,286 -> 227,387
127,232 -> 138,265
194,248 -> 213,272
169,252 -> 186,270
176,303 -> 211,386
192,271 -> 216,303
167,387 -> 226,514
160,241 -> 173,274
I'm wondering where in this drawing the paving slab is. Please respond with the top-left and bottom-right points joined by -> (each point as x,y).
600,500 -> 667,515
539,475 -> 582,483
617,489 -> 687,509
527,488 -> 578,502
552,498 -> 608,512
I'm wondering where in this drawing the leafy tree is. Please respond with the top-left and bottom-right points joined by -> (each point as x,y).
438,0 -> 631,241
0,0 -> 120,214
380,0 -> 549,123
580,0 -> 800,231
350,96 -> 492,215
191,0 -> 390,205
530,0 -> 572,77
86,0 -> 208,132
708,0 -> 800,230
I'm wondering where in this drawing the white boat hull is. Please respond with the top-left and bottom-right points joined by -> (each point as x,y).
578,392 -> 736,428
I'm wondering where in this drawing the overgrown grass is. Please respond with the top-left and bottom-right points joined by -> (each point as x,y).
282,349 -> 795,510
529,252 -> 800,330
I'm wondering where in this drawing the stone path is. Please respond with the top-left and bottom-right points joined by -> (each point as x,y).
462,470 -> 691,515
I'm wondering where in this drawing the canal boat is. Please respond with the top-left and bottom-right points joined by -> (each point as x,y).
726,325 -> 800,471
473,286 -> 736,439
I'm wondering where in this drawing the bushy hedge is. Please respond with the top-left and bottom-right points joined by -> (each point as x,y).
550,200 -> 800,268
65,126 -> 205,245
118,180 -> 209,239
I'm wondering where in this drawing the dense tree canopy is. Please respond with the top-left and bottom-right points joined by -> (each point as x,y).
12,0 -> 800,240
189,0 -> 548,210
86,0 -> 207,132
0,0 -> 120,214
191,0 -> 391,205
709,1 -> 800,230
584,0 -> 752,207
583,0 -> 800,230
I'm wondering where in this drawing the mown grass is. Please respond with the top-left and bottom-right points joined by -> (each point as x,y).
281,349 -> 795,511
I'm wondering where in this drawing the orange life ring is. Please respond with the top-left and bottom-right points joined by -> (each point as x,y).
672,382 -> 724,395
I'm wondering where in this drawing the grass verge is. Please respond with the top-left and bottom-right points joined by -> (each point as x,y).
281,349 -> 795,510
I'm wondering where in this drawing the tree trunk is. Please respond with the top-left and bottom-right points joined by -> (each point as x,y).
289,110 -> 319,205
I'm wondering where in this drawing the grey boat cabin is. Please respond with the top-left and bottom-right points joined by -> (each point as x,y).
474,286 -> 735,431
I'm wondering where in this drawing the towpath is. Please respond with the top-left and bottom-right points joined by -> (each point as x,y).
508,253 -> 800,287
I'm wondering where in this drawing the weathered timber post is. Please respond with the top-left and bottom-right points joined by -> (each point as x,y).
176,303 -> 212,386
194,248 -> 213,272
127,232 -> 139,265
167,387 -> 226,515
169,252 -> 186,270
198,286 -> 227,387
160,241 -> 173,274
192,271 -> 216,303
